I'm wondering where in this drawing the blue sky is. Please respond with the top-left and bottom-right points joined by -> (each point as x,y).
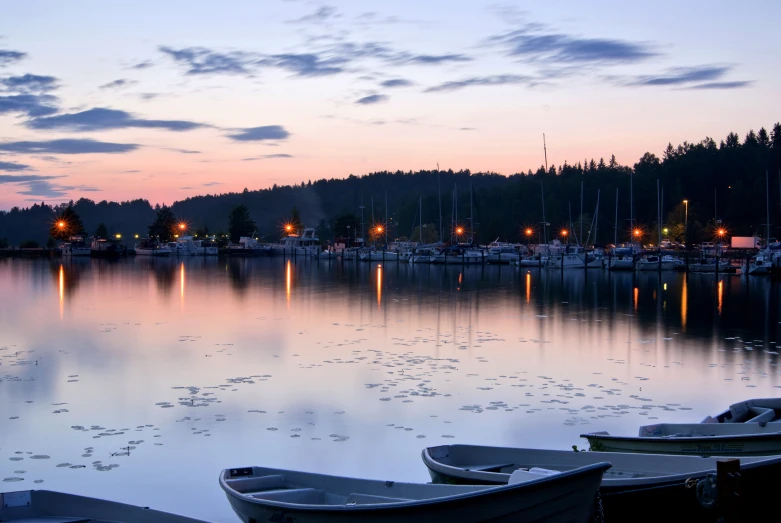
0,0 -> 779,209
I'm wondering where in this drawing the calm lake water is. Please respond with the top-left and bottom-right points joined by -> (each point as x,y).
2,257 -> 780,521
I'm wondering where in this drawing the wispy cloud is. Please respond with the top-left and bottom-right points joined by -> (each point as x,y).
159,46 -> 253,75
0,94 -> 58,117
391,53 -> 472,65
226,125 -> 290,141
0,160 -> 33,172
99,79 -> 137,90
0,49 -> 27,67
122,169 -> 141,173
259,53 -> 348,76
0,174 -> 98,198
165,148 -> 201,154
425,74 -> 538,93
0,74 -> 58,94
487,26 -> 656,64
131,60 -> 153,70
380,78 -> 413,88
612,65 -> 752,90
241,154 -> 293,161
287,5 -> 339,24
0,138 -> 138,154
356,94 -> 388,105
686,81 -> 752,90
27,108 -> 206,132
202,181 -> 223,186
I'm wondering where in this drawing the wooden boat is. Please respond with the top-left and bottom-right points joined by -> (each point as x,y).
422,444 -> 781,522
220,463 -> 609,523
582,398 -> 781,456
0,489 -> 207,522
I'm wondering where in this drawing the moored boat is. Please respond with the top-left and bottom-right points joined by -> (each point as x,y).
269,228 -> 321,256
582,398 -> 781,456
0,489 -> 207,523
134,239 -> 172,256
635,254 -> 674,271
422,444 -> 781,522
220,462 -> 609,523
90,237 -> 123,258
61,236 -> 91,256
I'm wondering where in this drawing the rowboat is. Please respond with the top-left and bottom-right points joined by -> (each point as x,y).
220,462 -> 609,523
422,444 -> 781,521
582,398 -> 781,456
0,489 -> 207,523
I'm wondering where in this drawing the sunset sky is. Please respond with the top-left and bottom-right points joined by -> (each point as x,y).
1,0 -> 779,210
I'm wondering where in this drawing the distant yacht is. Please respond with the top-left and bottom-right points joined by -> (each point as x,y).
60,236 -> 91,256
134,238 -> 172,256
269,228 -> 321,256
90,237 -> 122,259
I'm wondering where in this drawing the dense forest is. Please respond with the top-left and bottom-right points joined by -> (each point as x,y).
2,124 -> 781,248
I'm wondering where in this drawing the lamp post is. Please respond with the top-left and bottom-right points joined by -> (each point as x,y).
525,228 -> 532,247
683,200 -> 689,245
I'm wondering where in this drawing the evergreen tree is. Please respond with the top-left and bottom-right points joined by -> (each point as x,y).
95,222 -> 108,238
50,205 -> 85,240
148,206 -> 177,241
228,204 -> 255,242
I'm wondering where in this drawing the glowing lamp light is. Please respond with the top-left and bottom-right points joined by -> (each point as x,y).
179,223 -> 186,230
718,228 -> 726,237
376,226 -> 384,234
115,234 -> 122,239
455,227 -> 464,235
57,221 -> 65,228
525,228 -> 533,236
663,228 -> 669,234
683,199 -> 688,204
560,229 -> 568,237
174,234 -> 179,238
633,229 -> 641,237
134,234 -> 139,239
285,224 -> 293,232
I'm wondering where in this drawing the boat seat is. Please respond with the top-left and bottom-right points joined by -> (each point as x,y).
226,474 -> 287,493
463,463 -> 515,472
746,407 -> 775,424
251,488 -> 325,504
508,468 -> 560,484
345,493 -> 411,505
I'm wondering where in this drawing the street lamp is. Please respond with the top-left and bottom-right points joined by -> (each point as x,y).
683,200 -> 689,244
525,228 -> 533,246
115,234 -> 122,240
663,228 -> 669,235
57,221 -> 65,229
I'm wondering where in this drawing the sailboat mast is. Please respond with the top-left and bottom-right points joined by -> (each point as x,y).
469,183 -> 474,244
657,179 -> 661,246
359,197 -> 365,243
594,189 -> 600,245
385,191 -> 388,247
767,169 -> 771,245
630,171 -> 634,238
614,188 -> 619,246
541,182 -> 547,248
543,133 -> 548,172
437,167 -> 442,243
578,180 -> 583,248
420,196 -> 423,244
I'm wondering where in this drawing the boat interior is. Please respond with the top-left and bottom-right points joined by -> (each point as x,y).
424,445 -> 777,484
222,467 -> 489,507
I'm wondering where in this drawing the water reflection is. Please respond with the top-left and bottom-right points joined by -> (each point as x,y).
4,258 -> 781,523
286,260 -> 292,307
681,273 -> 688,331
376,264 -> 382,308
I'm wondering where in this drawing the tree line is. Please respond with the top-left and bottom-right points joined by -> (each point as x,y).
1,123 -> 780,248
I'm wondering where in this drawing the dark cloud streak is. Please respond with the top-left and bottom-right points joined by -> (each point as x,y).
27,108 -> 206,132
226,125 -> 290,141
0,139 -> 138,154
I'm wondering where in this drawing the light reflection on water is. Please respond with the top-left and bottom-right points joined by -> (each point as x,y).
1,257 -> 780,522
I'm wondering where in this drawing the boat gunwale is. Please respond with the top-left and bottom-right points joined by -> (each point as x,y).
421,444 -> 781,489
219,462 -> 610,512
